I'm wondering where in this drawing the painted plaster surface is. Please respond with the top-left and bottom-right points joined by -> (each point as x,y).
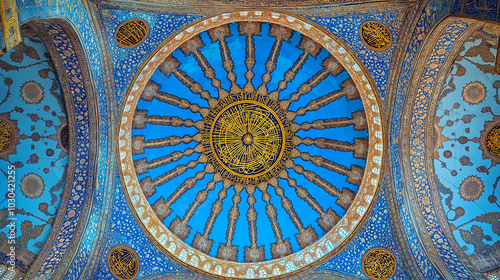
98,8 -> 200,100
0,26 -> 68,271
434,26 -> 500,273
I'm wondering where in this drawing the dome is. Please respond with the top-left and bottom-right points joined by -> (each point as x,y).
118,11 -> 383,278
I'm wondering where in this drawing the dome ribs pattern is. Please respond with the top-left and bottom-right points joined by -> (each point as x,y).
257,25 -> 292,96
244,189 -> 266,262
280,55 -> 343,110
268,178 -> 318,249
290,163 -> 354,210
292,149 -> 364,186
134,144 -> 203,175
290,111 -> 367,132
268,36 -> 321,101
238,22 -> 261,92
128,21 -> 371,265
139,83 -> 209,117
293,137 -> 368,159
169,174 -> 221,240
218,186 -> 243,261
180,35 -> 229,100
192,179 -> 229,254
279,171 -> 339,228
209,25 -> 241,94
160,56 -> 217,107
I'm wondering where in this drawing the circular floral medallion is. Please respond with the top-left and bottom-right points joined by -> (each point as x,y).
20,81 -> 44,104
20,173 -> 45,199
359,21 -> 392,51
118,11 -> 384,279
0,118 -> 14,152
362,247 -> 396,280
462,81 -> 486,105
115,18 -> 149,48
459,175 -> 485,202
108,245 -> 139,280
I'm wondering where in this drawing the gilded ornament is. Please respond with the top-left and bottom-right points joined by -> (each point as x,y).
359,21 -> 392,51
0,119 -> 14,152
108,245 -> 139,280
115,19 -> 149,48
202,92 -> 292,186
486,123 -> 500,158
362,247 -> 396,280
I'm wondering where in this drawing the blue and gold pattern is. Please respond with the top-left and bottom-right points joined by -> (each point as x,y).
119,11 -> 384,279
362,247 -> 396,280
0,25 -> 68,273
400,16 -> 483,279
202,92 -> 293,185
108,245 -> 140,280
433,25 -> 500,273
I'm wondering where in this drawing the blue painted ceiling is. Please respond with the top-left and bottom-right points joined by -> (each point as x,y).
0,25 -> 68,273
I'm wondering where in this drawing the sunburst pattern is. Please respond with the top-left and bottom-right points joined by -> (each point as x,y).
131,21 -> 367,262
119,12 -> 383,278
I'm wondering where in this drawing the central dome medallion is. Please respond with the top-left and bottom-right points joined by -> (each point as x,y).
118,11 -> 384,279
202,92 -> 292,185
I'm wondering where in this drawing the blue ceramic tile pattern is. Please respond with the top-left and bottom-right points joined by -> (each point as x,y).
319,182 -> 409,279
311,9 -> 407,100
98,8 -> 201,102
0,27 -> 68,270
389,1 -> 450,278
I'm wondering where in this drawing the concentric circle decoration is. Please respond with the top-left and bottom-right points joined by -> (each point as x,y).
362,247 -> 396,280
107,245 -> 140,280
462,81 -> 486,105
359,21 -> 392,51
0,118 -> 14,152
20,81 -> 44,104
115,18 -> 149,48
118,11 -> 384,279
486,123 -> 500,158
20,173 -> 45,199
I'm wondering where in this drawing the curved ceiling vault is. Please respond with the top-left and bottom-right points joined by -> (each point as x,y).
118,11 -> 384,279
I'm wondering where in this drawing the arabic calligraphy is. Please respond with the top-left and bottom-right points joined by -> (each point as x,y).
362,247 -> 396,280
359,21 -> 392,51
486,123 -> 500,158
0,119 -> 13,152
202,92 -> 292,185
108,245 -> 139,280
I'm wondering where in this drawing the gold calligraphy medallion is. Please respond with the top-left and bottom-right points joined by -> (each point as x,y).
362,247 -> 396,280
359,21 -> 392,51
486,123 -> 500,158
202,92 -> 292,185
115,19 -> 149,48
108,245 -> 140,280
